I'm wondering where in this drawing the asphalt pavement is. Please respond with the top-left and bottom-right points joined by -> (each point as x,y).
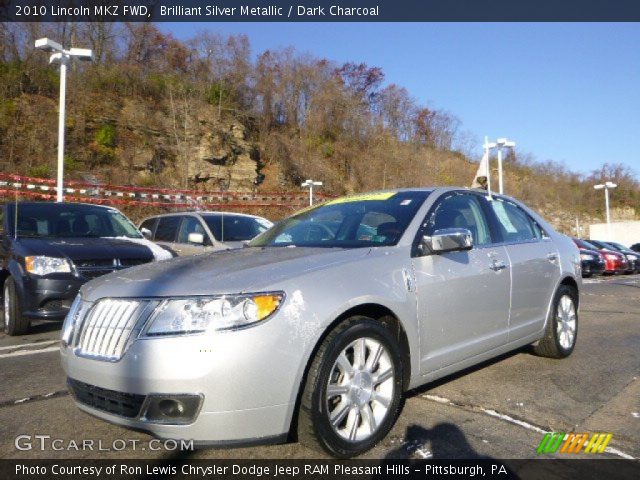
0,275 -> 638,460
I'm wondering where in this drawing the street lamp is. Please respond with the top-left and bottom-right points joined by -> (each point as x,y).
495,138 -> 516,194
301,179 -> 323,206
594,181 -> 617,236
35,38 -> 93,202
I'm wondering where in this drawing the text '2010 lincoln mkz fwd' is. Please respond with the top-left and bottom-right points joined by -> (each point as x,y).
60,187 -> 580,457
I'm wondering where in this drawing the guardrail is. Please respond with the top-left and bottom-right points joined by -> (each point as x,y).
0,173 -> 334,209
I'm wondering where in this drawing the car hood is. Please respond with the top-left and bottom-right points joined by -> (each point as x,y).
80,246 -> 370,301
17,237 -> 156,262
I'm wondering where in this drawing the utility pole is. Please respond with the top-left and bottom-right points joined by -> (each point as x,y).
594,181 -> 617,237
301,179 -> 323,206
35,38 -> 93,202
495,138 -> 516,194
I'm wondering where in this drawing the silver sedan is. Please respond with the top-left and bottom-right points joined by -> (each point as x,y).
60,187 -> 581,457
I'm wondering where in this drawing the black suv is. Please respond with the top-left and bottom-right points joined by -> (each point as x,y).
0,202 -> 162,335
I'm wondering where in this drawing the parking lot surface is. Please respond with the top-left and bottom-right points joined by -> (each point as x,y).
0,275 -> 638,460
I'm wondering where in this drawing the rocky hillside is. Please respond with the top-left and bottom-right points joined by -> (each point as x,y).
0,23 -> 638,232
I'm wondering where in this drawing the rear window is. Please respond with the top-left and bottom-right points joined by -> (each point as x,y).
203,215 -> 271,242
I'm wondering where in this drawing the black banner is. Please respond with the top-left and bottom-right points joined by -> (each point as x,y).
3,0 -> 640,22
2,459 -> 640,480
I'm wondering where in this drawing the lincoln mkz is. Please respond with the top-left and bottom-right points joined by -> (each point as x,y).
60,187 -> 581,457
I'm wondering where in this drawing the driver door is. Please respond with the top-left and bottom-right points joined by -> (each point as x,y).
412,192 -> 511,373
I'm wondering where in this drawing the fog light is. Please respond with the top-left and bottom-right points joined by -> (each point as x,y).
141,394 -> 203,425
158,399 -> 184,417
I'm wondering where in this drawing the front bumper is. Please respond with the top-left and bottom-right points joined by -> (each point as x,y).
60,314 -> 305,443
21,275 -> 84,320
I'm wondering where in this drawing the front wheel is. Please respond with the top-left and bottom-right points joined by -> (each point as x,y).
3,277 -> 30,336
534,284 -> 578,358
297,316 -> 404,457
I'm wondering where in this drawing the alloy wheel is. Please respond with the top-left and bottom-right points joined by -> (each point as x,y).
325,337 -> 394,442
556,294 -> 576,349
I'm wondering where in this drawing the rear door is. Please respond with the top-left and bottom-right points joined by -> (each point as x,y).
412,191 -> 511,373
486,197 -> 561,340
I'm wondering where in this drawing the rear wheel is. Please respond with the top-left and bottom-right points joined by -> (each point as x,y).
297,316 -> 403,457
534,284 -> 578,358
3,277 -> 30,336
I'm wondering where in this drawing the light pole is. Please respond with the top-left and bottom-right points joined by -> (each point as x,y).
301,179 -> 323,206
495,137 -> 516,194
594,181 -> 617,236
35,38 -> 93,202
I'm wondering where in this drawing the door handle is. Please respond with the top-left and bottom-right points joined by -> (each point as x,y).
547,252 -> 558,262
489,260 -> 507,271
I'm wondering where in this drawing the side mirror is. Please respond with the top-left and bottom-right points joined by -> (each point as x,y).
140,228 -> 152,240
188,232 -> 205,245
421,228 -> 473,254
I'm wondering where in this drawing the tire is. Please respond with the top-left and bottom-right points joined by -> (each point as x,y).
297,316 -> 404,457
3,277 -> 30,336
534,284 -> 578,359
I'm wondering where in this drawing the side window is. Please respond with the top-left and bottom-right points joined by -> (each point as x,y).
530,217 -> 549,240
0,206 -> 4,234
177,216 -> 209,244
425,193 -> 492,247
489,199 -> 538,243
154,216 -> 181,242
139,218 -> 157,237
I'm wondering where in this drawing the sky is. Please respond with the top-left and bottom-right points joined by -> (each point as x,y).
162,23 -> 640,178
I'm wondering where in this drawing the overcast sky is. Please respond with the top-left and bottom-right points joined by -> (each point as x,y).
164,22 -> 640,178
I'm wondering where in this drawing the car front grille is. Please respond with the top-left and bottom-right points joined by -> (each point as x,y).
68,378 -> 145,418
71,298 -> 154,361
75,258 -> 152,279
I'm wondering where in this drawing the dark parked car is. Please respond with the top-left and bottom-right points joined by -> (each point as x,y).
571,238 -> 605,277
588,239 -> 637,274
572,238 -> 627,275
0,202 -> 172,335
631,243 -> 640,253
594,241 -> 639,274
139,211 -> 273,256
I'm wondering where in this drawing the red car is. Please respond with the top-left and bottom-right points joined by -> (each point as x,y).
573,238 -> 627,274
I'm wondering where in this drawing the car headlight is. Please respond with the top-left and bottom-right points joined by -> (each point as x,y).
142,292 -> 285,337
580,254 -> 594,261
25,256 -> 72,275
627,254 -> 637,261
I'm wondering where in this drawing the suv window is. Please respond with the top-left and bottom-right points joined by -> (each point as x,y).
489,199 -> 538,243
177,216 -> 210,245
425,193 -> 492,246
139,218 -> 157,236
155,216 -> 181,242
204,215 -> 271,242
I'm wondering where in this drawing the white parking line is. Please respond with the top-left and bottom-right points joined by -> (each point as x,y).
0,340 -> 59,352
422,393 -> 636,459
0,345 -> 60,358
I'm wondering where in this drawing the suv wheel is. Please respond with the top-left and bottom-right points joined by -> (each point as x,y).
534,284 -> 578,358
297,316 -> 403,457
3,277 -> 30,336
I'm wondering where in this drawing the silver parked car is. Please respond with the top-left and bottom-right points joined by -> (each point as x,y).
60,188 -> 580,457
139,211 -> 273,256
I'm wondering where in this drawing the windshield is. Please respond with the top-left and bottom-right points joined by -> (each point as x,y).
606,241 -> 626,251
6,203 -> 142,239
203,214 -> 273,242
249,190 -> 430,248
574,238 -> 600,251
